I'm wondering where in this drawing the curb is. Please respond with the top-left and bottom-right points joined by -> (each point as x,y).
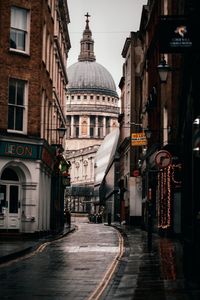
0,225 -> 76,265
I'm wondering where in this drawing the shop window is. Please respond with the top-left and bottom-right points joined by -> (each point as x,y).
0,185 -> 6,213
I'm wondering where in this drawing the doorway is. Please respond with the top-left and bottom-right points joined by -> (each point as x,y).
0,168 -> 21,230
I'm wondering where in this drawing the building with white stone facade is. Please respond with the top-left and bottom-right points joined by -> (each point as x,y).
65,14 -> 119,211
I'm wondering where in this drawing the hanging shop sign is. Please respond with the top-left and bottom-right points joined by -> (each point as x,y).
131,132 -> 147,147
158,16 -> 197,53
155,150 -> 172,169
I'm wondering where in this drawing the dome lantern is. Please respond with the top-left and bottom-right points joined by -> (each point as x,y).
78,12 -> 96,62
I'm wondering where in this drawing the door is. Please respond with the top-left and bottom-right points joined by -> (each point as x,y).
8,185 -> 20,229
0,184 -> 20,230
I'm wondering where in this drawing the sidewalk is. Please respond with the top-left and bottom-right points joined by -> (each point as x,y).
102,224 -> 200,300
0,224 -> 75,265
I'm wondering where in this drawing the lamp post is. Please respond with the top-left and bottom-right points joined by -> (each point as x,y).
49,123 -> 67,231
143,55 -> 171,252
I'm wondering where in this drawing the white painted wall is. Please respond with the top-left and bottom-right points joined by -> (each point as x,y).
129,176 -> 142,217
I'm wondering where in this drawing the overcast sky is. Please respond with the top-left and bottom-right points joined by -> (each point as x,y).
67,0 -> 147,94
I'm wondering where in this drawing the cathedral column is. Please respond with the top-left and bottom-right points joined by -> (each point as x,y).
95,116 -> 98,137
103,116 -> 106,137
79,115 -> 81,138
88,116 -> 90,137
71,115 -> 74,138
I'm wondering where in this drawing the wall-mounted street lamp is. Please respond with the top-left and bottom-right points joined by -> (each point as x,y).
57,123 -> 67,139
144,128 -> 152,139
49,123 -> 66,139
157,56 -> 171,83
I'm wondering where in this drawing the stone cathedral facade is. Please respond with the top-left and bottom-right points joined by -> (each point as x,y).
65,14 -> 119,211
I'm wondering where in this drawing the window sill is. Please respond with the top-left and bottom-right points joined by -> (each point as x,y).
9,49 -> 30,58
7,130 -> 27,136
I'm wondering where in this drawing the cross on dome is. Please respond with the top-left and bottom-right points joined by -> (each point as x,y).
85,12 -> 91,29
78,13 -> 95,62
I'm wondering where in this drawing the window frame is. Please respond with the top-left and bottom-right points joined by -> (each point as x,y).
8,78 -> 28,134
10,6 -> 30,54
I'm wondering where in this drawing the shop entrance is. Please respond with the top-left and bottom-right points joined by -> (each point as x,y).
0,168 -> 21,230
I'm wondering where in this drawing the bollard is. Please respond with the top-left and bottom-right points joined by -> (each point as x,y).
108,213 -> 111,225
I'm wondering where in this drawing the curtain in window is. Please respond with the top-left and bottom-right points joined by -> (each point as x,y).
11,7 -> 27,30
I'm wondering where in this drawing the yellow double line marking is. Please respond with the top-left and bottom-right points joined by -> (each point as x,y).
87,228 -> 124,300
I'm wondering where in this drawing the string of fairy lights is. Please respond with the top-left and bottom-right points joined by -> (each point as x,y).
157,164 -> 182,229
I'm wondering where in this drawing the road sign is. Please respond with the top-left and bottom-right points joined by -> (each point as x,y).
155,150 -> 172,168
131,132 -> 147,146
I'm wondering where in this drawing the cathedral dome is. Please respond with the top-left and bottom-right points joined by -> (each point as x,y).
67,61 -> 118,98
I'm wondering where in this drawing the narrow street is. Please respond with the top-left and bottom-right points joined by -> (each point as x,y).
1,217 -> 200,299
0,218 -> 120,300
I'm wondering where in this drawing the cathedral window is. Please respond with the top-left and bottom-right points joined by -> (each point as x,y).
90,127 -> 94,137
75,127 -> 79,137
81,120 -> 87,136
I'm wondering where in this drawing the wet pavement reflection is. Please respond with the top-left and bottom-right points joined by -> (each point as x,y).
0,219 -> 200,300
101,226 -> 200,300
0,220 -> 119,300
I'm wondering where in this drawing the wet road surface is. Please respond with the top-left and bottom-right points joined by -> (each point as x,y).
0,221 -> 120,300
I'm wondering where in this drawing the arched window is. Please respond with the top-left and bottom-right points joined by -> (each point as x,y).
1,168 -> 19,181
83,160 -> 88,178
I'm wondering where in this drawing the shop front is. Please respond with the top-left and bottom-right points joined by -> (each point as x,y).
0,137 -> 54,234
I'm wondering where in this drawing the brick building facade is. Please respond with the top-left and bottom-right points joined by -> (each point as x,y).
0,0 -> 70,233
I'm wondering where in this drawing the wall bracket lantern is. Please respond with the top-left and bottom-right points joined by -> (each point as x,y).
57,123 -> 66,139
157,56 -> 171,83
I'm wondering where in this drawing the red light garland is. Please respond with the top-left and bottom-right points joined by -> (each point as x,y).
158,165 -> 172,229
